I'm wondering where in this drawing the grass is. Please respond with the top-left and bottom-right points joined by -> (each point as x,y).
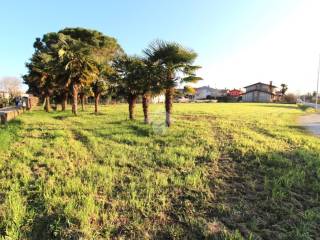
0,103 -> 319,239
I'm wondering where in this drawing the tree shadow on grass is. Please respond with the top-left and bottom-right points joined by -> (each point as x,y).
254,104 -> 298,110
127,124 -> 150,137
53,115 -> 69,121
28,212 -> 83,240
205,145 -> 320,239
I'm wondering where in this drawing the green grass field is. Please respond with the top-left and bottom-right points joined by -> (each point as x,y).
0,103 -> 319,239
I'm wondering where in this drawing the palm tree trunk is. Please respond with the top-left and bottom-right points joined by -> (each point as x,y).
165,88 -> 174,127
72,84 -> 79,115
128,95 -> 137,120
94,93 -> 100,114
62,93 -> 68,111
142,93 -> 150,124
44,95 -> 51,112
80,94 -> 85,111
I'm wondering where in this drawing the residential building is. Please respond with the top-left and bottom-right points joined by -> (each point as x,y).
194,86 -> 227,100
242,82 -> 277,102
228,89 -> 243,97
151,94 -> 165,103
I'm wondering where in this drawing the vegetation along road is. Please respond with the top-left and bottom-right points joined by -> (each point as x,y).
0,103 -> 319,239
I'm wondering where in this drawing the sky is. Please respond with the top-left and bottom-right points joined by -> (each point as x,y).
0,0 -> 320,94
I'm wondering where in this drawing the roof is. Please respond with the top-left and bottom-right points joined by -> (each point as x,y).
244,89 -> 275,95
228,89 -> 242,92
196,86 -> 213,90
244,82 -> 277,89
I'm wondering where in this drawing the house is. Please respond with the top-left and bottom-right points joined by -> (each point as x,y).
227,89 -> 243,97
194,86 -> 227,100
274,91 -> 284,102
242,82 -> 277,102
151,94 -> 165,103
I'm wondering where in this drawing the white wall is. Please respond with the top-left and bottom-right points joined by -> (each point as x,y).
151,95 -> 165,103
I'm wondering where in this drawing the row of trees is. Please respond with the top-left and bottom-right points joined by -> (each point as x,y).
23,28 -> 201,127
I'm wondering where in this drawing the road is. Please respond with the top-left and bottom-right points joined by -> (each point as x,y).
299,113 -> 320,136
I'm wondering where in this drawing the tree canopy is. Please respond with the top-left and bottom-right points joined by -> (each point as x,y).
24,29 -> 201,126
24,28 -> 123,114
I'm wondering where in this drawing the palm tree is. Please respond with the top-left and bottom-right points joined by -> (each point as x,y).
24,28 -> 123,115
140,59 -> 165,124
79,85 -> 93,111
280,84 -> 288,95
92,79 -> 108,114
58,42 -> 99,115
23,52 -> 55,112
58,28 -> 123,115
112,56 -> 145,120
144,40 -> 202,127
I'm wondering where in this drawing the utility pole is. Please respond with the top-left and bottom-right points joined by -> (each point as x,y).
316,54 -> 320,111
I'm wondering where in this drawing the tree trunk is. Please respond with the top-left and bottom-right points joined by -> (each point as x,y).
128,95 -> 137,120
62,93 -> 68,111
44,95 -> 51,112
142,93 -> 150,124
72,84 -> 79,115
80,94 -> 85,111
165,88 -> 174,127
94,93 -> 100,114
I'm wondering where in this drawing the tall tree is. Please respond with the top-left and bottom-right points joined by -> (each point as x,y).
92,79 -> 108,114
57,28 -> 123,115
140,59 -> 165,124
58,42 -> 98,115
112,56 -> 145,120
23,51 -> 55,112
79,85 -> 93,111
24,28 -> 123,115
144,40 -> 202,127
280,84 -> 288,95
0,77 -> 22,98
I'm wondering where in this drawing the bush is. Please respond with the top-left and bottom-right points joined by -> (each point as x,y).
284,94 -> 297,104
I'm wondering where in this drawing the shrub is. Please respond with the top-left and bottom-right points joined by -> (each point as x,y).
284,94 -> 297,104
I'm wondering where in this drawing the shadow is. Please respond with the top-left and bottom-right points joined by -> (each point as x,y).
53,115 -> 69,120
89,112 -> 108,116
288,125 -> 309,132
0,118 -> 22,127
203,140 -> 320,239
29,212 -> 83,240
127,124 -> 150,137
254,104 -> 298,110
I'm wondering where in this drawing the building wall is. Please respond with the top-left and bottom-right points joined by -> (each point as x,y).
243,91 -> 272,102
195,88 -> 212,99
246,84 -> 274,93
151,94 -> 165,103
195,87 -> 227,100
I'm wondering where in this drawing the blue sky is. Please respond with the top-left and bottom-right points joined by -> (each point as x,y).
1,0 -> 319,92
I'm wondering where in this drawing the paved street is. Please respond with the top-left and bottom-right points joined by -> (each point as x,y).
299,113 -> 320,136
